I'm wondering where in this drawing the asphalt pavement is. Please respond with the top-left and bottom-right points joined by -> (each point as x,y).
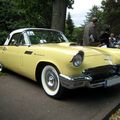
0,72 -> 120,120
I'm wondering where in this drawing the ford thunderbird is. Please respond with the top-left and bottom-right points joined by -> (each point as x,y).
0,28 -> 120,99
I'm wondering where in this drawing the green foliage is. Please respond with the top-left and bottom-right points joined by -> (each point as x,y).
0,0 -> 24,42
65,0 -> 74,8
0,72 -> 6,76
101,0 -> 120,35
16,0 -> 52,28
65,12 -> 76,41
85,6 -> 105,33
72,27 -> 84,44
65,12 -> 74,40
0,0 -> 52,43
0,31 -> 8,44
0,0 -> 74,43
84,0 -> 120,36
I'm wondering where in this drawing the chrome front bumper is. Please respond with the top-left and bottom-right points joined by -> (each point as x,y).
60,65 -> 120,89
60,74 -> 120,89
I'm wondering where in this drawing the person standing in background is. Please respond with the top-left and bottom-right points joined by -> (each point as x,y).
83,17 -> 98,46
99,28 -> 110,47
109,33 -> 117,48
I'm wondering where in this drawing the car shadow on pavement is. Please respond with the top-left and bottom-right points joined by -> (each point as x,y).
4,69 -> 42,88
4,69 -> 120,101
1,70 -> 120,120
64,85 -> 120,102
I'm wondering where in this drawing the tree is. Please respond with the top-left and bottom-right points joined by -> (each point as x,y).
51,0 -> 74,32
65,12 -> 74,40
101,0 -> 120,34
0,0 -> 53,43
14,0 -> 52,28
84,5 -> 105,33
0,0 -> 74,43
0,0 -> 26,43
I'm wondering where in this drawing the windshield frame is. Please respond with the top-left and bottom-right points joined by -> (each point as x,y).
25,29 -> 69,45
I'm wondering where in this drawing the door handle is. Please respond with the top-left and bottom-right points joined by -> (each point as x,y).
3,47 -> 7,51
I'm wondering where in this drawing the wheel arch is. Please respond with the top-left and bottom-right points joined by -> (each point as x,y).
35,61 -> 60,83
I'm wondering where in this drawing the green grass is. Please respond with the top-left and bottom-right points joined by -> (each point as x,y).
0,72 -> 6,76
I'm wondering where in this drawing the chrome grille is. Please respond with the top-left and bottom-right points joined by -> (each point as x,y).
83,65 -> 118,83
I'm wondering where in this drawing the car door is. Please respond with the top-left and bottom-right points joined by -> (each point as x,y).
2,33 -> 24,73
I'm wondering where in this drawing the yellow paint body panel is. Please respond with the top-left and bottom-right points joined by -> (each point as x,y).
0,43 -> 120,81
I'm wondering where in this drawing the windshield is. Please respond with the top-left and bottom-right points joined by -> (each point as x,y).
26,29 -> 68,44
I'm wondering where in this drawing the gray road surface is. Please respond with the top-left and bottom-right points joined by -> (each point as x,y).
0,72 -> 120,120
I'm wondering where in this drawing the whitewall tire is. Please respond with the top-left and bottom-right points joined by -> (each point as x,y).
41,65 -> 65,99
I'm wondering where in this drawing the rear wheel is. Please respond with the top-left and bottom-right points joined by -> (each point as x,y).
0,63 -> 3,72
41,65 -> 65,99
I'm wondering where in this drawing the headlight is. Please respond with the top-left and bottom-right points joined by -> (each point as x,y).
71,51 -> 84,67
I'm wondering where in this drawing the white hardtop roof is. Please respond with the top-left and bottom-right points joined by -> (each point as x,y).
10,28 -> 60,35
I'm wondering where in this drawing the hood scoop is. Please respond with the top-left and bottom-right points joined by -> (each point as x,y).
69,43 -> 79,46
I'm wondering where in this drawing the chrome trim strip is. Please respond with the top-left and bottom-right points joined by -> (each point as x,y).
60,74 -> 92,81
60,74 -> 73,80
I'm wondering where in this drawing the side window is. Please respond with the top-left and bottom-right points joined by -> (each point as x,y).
9,33 -> 25,46
19,35 -> 25,45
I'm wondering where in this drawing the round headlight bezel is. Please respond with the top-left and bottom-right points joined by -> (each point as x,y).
71,51 -> 84,67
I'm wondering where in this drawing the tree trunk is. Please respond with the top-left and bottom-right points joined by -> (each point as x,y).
51,0 -> 67,32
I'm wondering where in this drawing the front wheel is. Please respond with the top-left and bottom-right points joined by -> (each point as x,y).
41,65 -> 65,99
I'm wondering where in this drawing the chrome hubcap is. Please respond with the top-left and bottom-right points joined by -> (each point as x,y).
48,75 -> 55,87
45,70 -> 58,91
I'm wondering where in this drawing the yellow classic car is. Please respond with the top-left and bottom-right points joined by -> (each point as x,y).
0,28 -> 120,98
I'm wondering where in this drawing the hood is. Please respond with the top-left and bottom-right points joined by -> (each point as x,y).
32,42 -> 107,57
58,43 -> 104,56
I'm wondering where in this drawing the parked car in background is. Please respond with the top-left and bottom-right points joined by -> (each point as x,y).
0,28 -> 120,99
